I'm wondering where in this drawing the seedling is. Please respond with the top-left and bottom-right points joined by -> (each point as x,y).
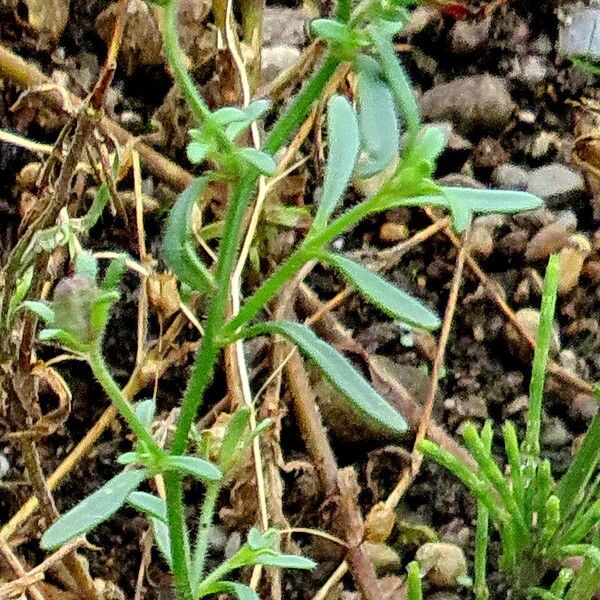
22,0 -> 543,598
420,255 -> 600,599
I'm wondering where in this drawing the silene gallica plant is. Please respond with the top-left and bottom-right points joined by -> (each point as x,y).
22,0 -> 543,598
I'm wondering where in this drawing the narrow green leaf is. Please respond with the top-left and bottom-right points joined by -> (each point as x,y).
355,55 -> 399,178
152,518 -> 173,568
212,106 -> 247,125
134,399 -> 156,429
241,321 -> 408,434
243,99 -> 270,121
322,253 -> 440,330
162,178 -> 216,293
247,526 -> 276,550
186,142 -> 210,164
21,301 -> 55,324
164,455 -> 222,482
40,470 -> 147,550
254,553 -> 317,570
200,582 -> 259,600
75,251 -> 98,280
313,95 -> 360,230
407,561 -> 423,600
101,256 -> 127,291
116,452 -> 140,465
128,491 -> 167,521
219,407 -> 251,468
442,187 -> 543,233
39,328 -> 89,353
237,148 -> 277,175
310,19 -> 351,44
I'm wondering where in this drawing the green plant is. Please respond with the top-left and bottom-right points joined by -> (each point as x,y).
22,0 -> 543,598
420,254 -> 600,599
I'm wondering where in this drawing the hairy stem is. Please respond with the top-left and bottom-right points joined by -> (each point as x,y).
191,482 -> 221,590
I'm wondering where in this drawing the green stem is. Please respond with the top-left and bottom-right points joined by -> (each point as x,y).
162,0 -> 231,151
87,349 -> 161,455
165,471 -> 194,600
191,482 -> 221,590
222,189 -> 409,335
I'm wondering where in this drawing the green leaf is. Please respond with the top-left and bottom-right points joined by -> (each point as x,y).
152,518 -> 173,568
21,301 -> 55,324
116,452 -> 140,465
163,455 -> 222,482
7,266 -> 34,326
314,95 -> 360,230
354,55 -> 399,178
39,328 -> 89,353
243,99 -> 270,121
134,399 -> 156,429
322,253 -> 440,330
128,491 -> 167,521
241,321 -> 407,434
101,256 -> 127,291
212,106 -> 248,125
237,148 -> 277,176
247,526 -> 276,550
75,251 -> 98,280
200,582 -> 259,600
162,178 -> 216,293
311,19 -> 351,44
253,553 -> 317,570
186,142 -> 210,164
40,470 -> 147,550
442,187 -> 543,232
219,407 -> 251,469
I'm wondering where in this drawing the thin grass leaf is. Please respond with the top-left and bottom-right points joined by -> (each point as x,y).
313,95 -> 359,231
565,548 -> 600,600
322,252 -> 440,330
40,470 -> 147,549
240,321 -> 408,434
162,178 -> 216,293
354,55 -> 399,178
152,518 -> 173,568
524,254 -> 560,458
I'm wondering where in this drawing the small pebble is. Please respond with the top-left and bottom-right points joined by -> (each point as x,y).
559,349 -> 577,372
0,454 -> 9,479
263,7 -> 307,47
526,164 -> 586,208
468,225 -> 494,259
493,163 -> 529,190
505,308 -> 560,361
261,45 -> 301,84
379,222 -> 409,244
450,18 -> 491,54
416,542 -> 467,588
421,75 -> 514,137
525,220 -> 575,262
558,233 -> 591,295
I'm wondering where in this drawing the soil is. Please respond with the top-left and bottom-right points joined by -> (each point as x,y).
1,1 -> 600,599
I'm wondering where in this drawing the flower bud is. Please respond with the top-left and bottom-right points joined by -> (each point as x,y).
52,275 -> 100,344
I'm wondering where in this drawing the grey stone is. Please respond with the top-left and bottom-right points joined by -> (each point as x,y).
559,7 -> 600,60
450,17 -> 491,54
261,45 -> 301,84
421,75 -> 514,137
263,7 -> 307,47
526,163 -> 586,208
493,163 -> 530,190
518,55 -> 548,86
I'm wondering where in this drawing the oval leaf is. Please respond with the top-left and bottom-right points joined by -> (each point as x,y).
355,56 -> 399,178
254,553 -> 317,570
21,301 -> 55,324
201,582 -> 259,600
152,518 -> 173,568
322,253 -> 440,330
162,178 -> 216,293
313,95 -> 360,230
40,470 -> 147,550
186,142 -> 210,164
128,491 -> 167,522
237,148 -> 277,176
242,321 -> 407,434
164,455 -> 222,482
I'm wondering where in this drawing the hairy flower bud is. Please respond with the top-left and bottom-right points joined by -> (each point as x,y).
52,275 -> 100,344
